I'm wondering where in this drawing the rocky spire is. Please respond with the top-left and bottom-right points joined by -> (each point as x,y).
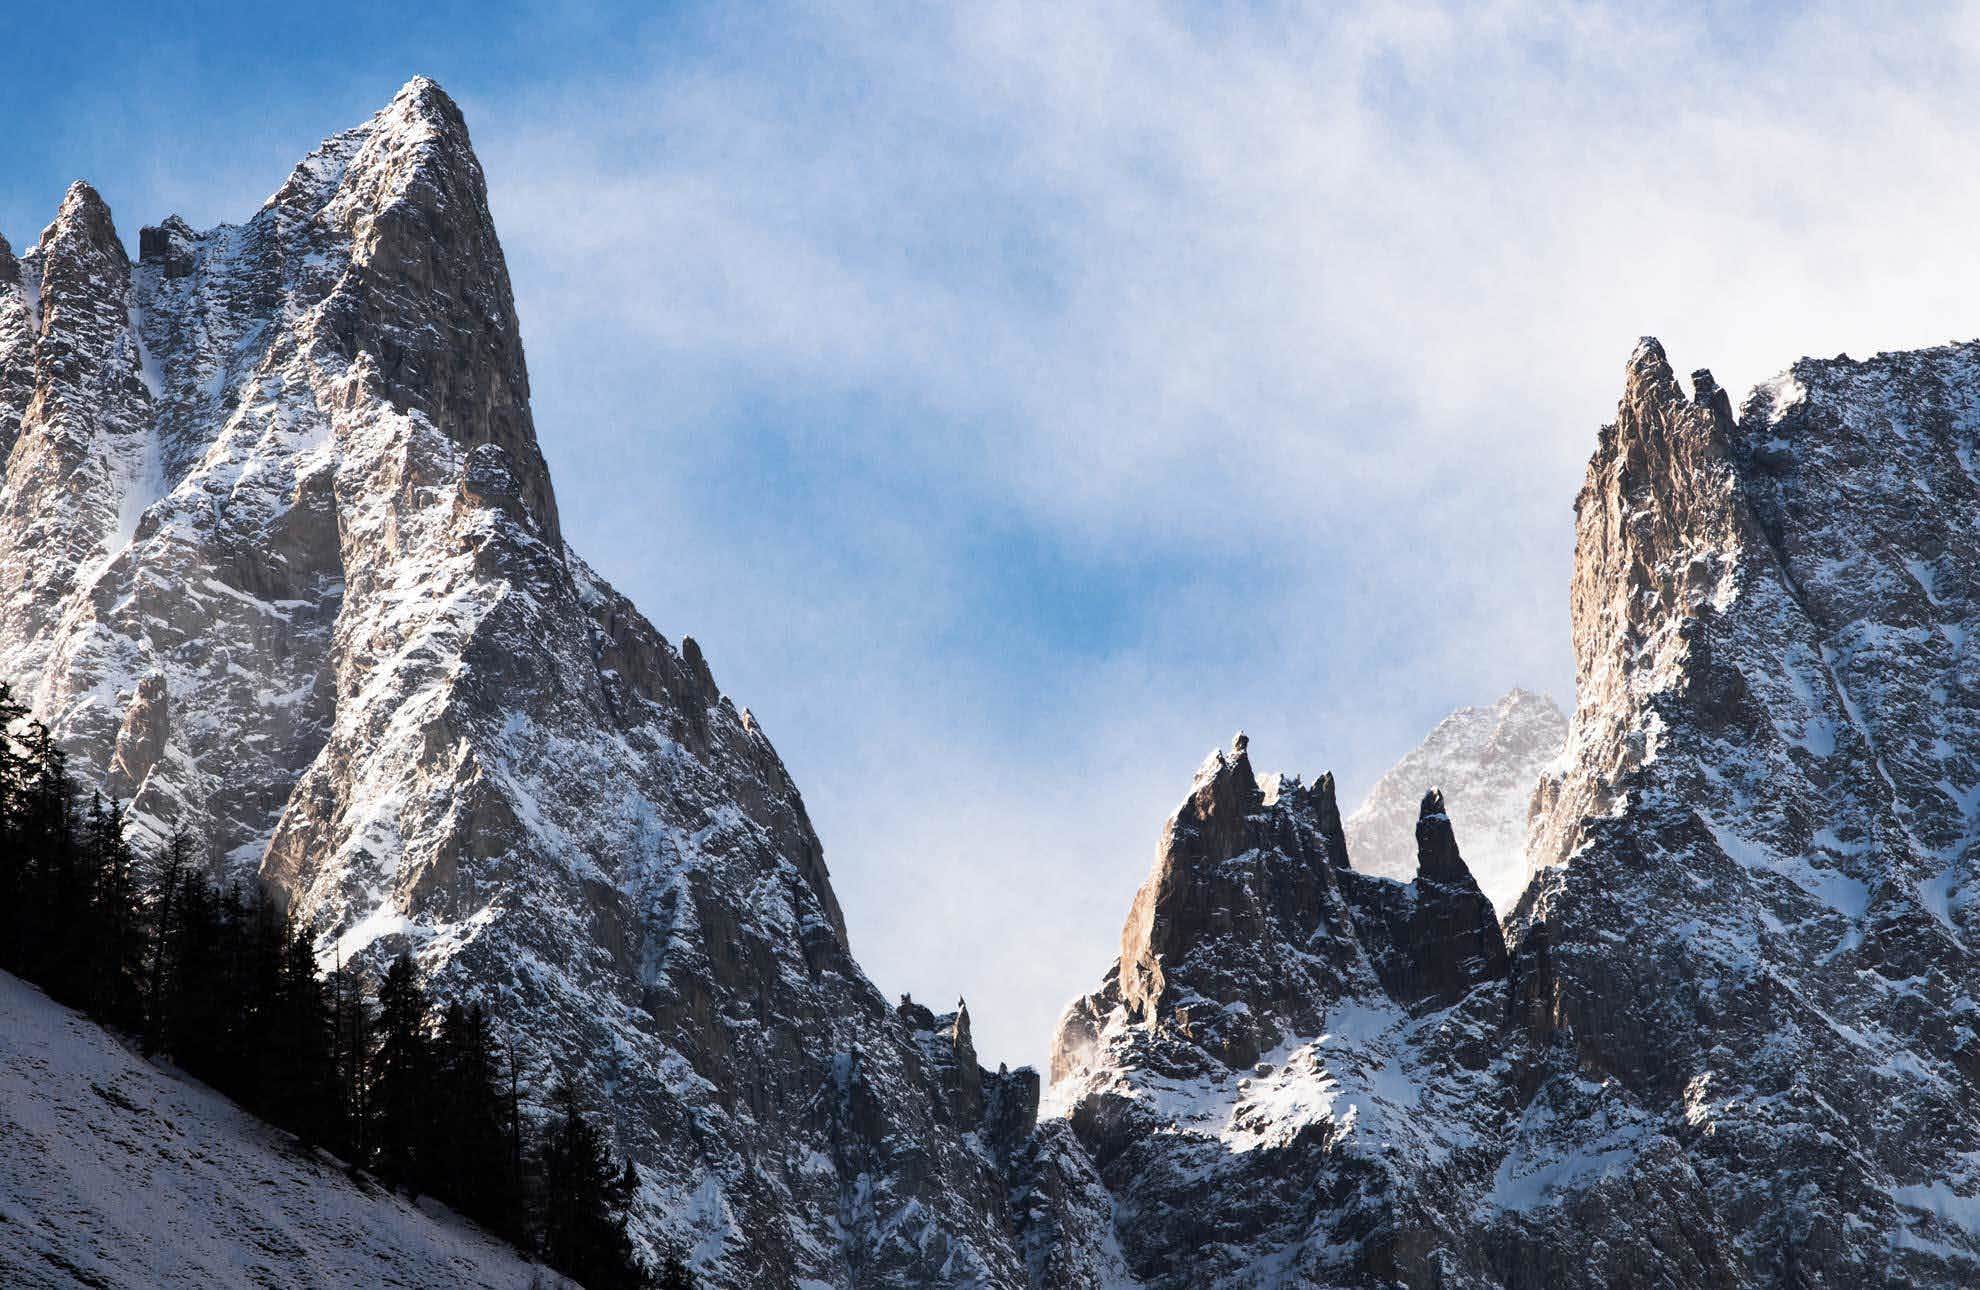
322,76 -> 561,550
1113,731 -> 1358,1058
0,180 -> 154,696
1311,768 -> 1350,868
1527,335 -> 1755,876
1079,729 -> 1512,1082
1412,788 -> 1464,883
0,229 -> 33,461
1341,789 -> 1509,1010
1405,787 -> 1509,993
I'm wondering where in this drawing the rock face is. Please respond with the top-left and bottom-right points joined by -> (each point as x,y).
1047,736 -> 1513,1286
1042,336 -> 1980,1287
1346,688 -> 1566,913
1505,338 -> 1980,1285
0,80 -> 1100,1288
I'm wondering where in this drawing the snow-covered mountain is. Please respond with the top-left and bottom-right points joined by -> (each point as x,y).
1505,341 -> 1980,1284
0,80 -> 1107,1288
1041,340 -> 1980,1286
6,73 -> 1979,1290
0,969 -> 572,1289
1345,689 -> 1565,912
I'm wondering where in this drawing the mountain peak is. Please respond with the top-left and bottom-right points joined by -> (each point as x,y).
373,75 -> 469,142
42,181 -> 123,261
1418,787 -> 1446,820
1628,333 -> 1670,375
2,83 -> 1049,1285
1411,786 -> 1479,890
394,73 -> 449,104
57,179 -> 107,215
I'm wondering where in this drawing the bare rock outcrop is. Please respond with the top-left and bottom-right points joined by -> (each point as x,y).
1047,735 -> 1512,1286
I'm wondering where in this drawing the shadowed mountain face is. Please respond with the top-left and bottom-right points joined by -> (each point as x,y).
5,77 -> 1978,1290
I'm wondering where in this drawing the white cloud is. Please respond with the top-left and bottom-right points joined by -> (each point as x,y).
451,0 -> 1980,1067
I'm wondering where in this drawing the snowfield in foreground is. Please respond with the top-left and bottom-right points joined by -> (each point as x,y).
0,970 -> 562,1289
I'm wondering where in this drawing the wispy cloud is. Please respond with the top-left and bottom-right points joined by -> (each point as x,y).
452,1 -> 1980,1065
12,1 -> 1980,1068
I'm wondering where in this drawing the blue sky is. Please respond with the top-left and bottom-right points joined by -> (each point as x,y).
11,1 -> 1980,1068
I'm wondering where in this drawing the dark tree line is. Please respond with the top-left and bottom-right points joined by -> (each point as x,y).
0,685 -> 691,1290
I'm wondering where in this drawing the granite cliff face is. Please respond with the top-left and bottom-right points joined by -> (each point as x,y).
0,80 -> 1103,1289
1345,689 -> 1566,913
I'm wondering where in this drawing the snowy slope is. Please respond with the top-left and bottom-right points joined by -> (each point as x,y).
1345,689 -> 1564,912
0,970 -> 566,1290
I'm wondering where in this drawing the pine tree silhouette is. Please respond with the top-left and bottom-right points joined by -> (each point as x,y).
535,1076 -> 650,1289
369,950 -> 433,1188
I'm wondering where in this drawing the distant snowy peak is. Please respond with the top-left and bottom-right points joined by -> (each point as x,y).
1346,687 -> 1565,911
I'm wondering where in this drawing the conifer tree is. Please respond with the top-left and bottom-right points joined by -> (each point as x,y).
535,1076 -> 650,1289
143,830 -> 193,1054
369,950 -> 434,1187
18,722 -> 77,990
267,913 -> 335,1144
84,797 -> 147,1027
327,952 -> 375,1163
0,684 -> 28,969
162,864 -> 226,1076
428,999 -> 525,1237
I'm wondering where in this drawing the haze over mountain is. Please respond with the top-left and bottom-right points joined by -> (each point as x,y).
1345,690 -> 1566,913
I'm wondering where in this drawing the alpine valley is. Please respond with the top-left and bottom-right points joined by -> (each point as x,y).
1,79 -> 1975,1289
